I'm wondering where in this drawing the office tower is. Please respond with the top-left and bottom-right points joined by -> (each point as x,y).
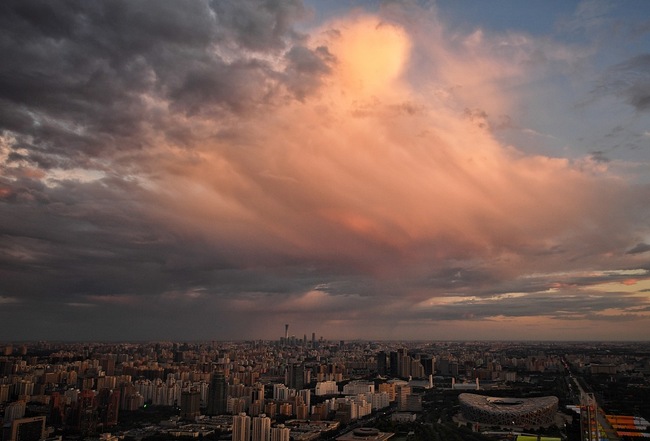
399,353 -> 411,378
450,361 -> 459,377
437,358 -> 450,375
251,413 -> 270,441
389,351 -> 399,377
396,384 -> 411,411
410,357 -> 425,378
207,371 -> 227,415
232,412 -> 251,441
377,352 -> 388,376
311,333 -> 315,348
288,363 -> 305,390
284,324 -> 289,340
270,424 -> 290,441
180,389 -> 201,420
8,416 -> 46,441
420,356 -> 434,376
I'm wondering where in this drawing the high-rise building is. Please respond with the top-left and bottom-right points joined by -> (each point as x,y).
97,388 -> 120,427
251,413 -> 270,441
377,352 -> 388,376
378,383 -> 396,402
180,389 -> 201,420
273,384 -> 290,401
251,383 -> 265,405
420,356 -> 434,376
279,403 -> 292,416
399,354 -> 411,378
264,401 -> 277,418
4,400 -> 26,423
299,389 -> 310,410
207,371 -> 227,415
396,384 -> 411,411
270,424 -> 290,441
296,403 -> 308,420
232,412 -> 251,441
74,389 -> 98,436
288,364 -> 305,390
389,352 -> 399,377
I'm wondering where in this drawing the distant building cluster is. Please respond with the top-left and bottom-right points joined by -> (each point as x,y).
1,337 -> 649,440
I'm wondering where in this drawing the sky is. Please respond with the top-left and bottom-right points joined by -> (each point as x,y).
1,0 -> 650,342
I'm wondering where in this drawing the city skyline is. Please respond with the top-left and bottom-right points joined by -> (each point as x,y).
1,0 -> 650,342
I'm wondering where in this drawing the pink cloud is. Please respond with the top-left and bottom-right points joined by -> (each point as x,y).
143,14 -> 625,279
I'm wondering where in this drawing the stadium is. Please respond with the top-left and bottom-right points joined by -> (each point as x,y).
459,393 -> 559,427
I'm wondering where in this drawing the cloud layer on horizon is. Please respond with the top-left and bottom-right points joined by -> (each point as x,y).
1,0 -> 649,341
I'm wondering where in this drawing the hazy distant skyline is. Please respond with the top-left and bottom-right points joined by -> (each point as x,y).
1,0 -> 649,342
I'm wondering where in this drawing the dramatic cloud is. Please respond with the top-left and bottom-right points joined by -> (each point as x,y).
1,0 -> 649,341
600,54 -> 650,112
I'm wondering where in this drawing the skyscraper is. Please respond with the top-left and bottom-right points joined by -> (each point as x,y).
389,351 -> 399,377
287,363 -> 305,390
377,351 -> 388,376
207,371 -> 227,415
232,412 -> 251,441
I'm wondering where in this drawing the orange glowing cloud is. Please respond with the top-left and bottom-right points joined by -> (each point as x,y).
145,12 -> 626,278
325,16 -> 411,97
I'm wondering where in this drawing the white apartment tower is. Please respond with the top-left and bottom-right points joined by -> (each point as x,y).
252,413 -> 271,441
232,412 -> 251,441
270,424 -> 290,441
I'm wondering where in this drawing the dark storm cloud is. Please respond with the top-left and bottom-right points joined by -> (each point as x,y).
627,243 -> 650,255
0,171 -> 332,301
0,0 -> 315,168
596,54 -> 650,112
0,0 -> 325,332
283,45 -> 334,100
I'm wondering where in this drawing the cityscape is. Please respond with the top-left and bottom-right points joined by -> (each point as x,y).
0,333 -> 649,441
2,1 -> 650,441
